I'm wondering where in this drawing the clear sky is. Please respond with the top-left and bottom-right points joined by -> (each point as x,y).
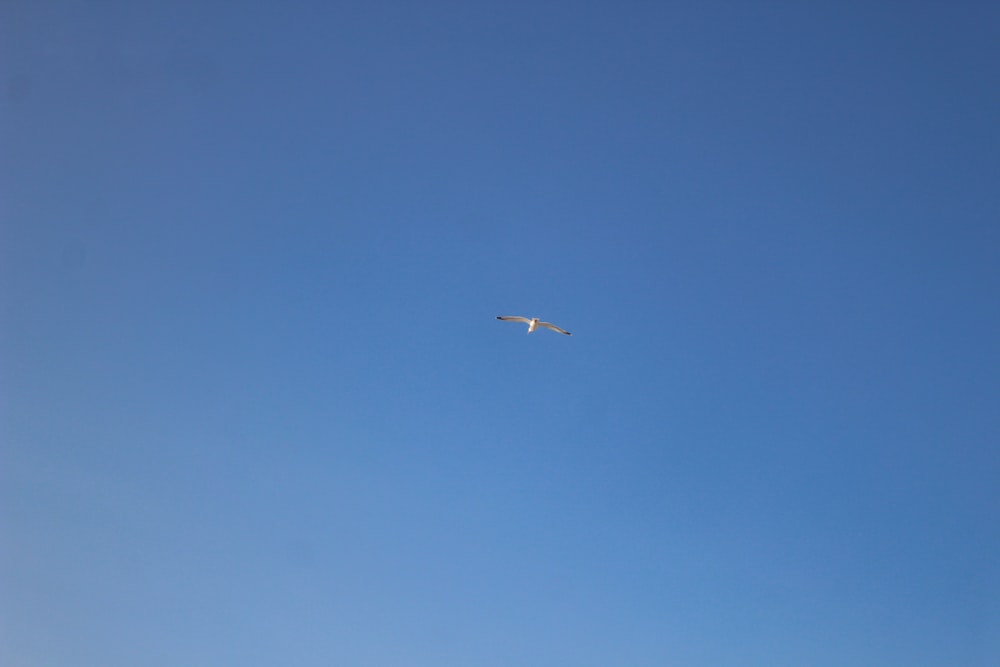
2,2 -> 999,665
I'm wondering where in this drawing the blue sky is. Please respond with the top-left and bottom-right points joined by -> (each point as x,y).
2,1 -> 999,665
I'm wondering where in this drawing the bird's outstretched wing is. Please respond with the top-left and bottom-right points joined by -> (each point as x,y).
539,321 -> 572,336
496,316 -> 531,324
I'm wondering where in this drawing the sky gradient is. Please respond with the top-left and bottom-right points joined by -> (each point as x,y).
2,2 -> 999,665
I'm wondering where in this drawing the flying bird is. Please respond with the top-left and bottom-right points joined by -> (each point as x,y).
496,315 -> 572,336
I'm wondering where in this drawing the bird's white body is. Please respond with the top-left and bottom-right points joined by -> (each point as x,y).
496,315 -> 572,336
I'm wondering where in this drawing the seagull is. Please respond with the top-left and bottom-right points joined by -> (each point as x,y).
496,315 -> 572,336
